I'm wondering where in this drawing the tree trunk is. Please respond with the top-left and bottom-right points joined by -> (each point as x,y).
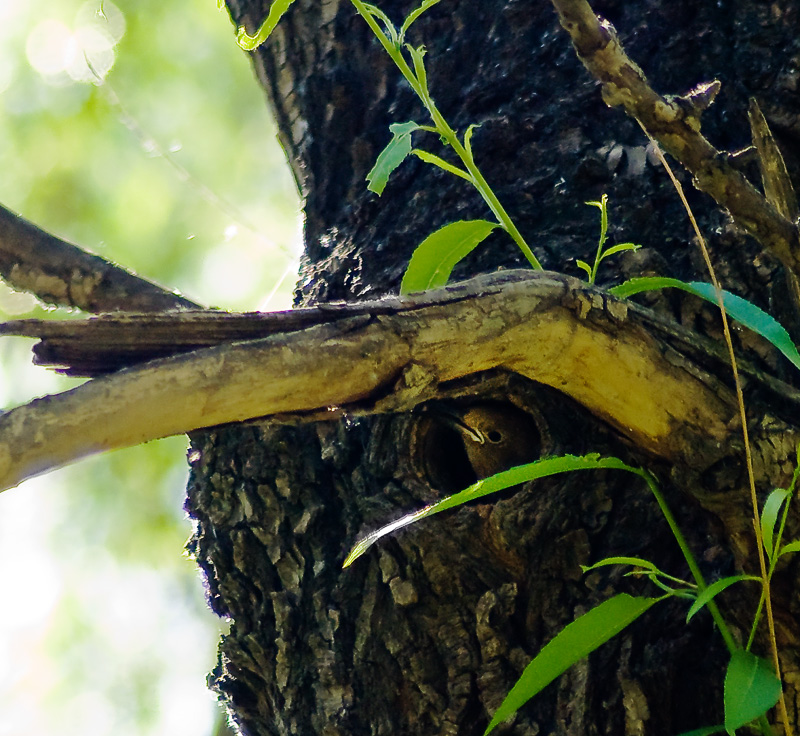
186,1 -> 800,734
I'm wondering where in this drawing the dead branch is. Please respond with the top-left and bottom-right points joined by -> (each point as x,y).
0,203 -> 201,312
0,304 -> 398,376
0,270 -> 770,492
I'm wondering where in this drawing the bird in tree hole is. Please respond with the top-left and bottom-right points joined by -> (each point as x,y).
419,401 -> 541,494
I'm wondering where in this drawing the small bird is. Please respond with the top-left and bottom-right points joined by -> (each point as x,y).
429,401 -> 541,481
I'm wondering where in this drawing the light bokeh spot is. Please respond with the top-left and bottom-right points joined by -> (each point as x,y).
1,0 -> 301,733
25,2 -> 124,84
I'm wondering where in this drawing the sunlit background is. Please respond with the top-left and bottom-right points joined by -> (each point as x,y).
0,1 -> 302,734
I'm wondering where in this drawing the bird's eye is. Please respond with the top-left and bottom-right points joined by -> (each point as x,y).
486,430 -> 503,443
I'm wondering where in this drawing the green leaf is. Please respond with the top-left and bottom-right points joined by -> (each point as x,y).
761,488 -> 790,560
575,259 -> 592,278
463,123 -> 480,160
581,556 -> 666,576
778,539 -> 800,557
675,726 -> 726,736
407,44 -> 429,100
581,557 -> 693,597
361,3 -> 400,46
608,276 -> 682,299
586,193 -> 609,248
236,0 -> 298,50
485,594 -> 663,734
343,454 -> 641,567
399,0 -> 443,41
411,150 -> 471,181
686,575 -> 760,622
598,241 -> 641,259
366,121 -> 421,195
400,220 -> 497,294
609,277 -> 800,372
723,650 -> 781,734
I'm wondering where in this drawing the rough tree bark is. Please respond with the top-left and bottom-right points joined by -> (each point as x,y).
0,0 -> 800,735
2,0 -> 800,733
176,1 -> 800,734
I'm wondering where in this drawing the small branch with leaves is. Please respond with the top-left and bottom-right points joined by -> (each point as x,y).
550,0 -> 800,287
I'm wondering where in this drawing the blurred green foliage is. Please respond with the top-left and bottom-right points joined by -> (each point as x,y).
0,1 -> 301,735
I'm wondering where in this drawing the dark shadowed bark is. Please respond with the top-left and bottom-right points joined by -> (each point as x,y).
185,2 -> 800,734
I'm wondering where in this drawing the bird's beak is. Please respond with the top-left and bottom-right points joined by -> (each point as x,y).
422,404 -> 485,444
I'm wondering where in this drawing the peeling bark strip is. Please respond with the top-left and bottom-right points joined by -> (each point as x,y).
551,0 -> 800,280
0,270 -> 752,491
0,203 -> 200,313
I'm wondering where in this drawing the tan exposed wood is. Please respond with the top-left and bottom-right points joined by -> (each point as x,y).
0,270 -> 753,491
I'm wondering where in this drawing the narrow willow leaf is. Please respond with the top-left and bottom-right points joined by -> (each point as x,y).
411,150 -> 471,181
609,276 -> 686,299
724,650 -> 781,734
407,44 -> 429,100
581,556 -> 666,576
610,277 -> 800,372
343,454 -> 640,567
366,121 -> 421,195
778,539 -> 800,557
236,0 -> 297,50
399,0 -> 442,40
599,241 -> 641,259
400,219 -> 496,294
485,594 -> 663,734
575,260 -> 592,278
582,557 -> 692,595
586,194 -> 609,247
463,123 -> 480,159
362,4 -> 395,31
761,488 -> 790,560
362,2 -> 400,45
686,575 -> 759,622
